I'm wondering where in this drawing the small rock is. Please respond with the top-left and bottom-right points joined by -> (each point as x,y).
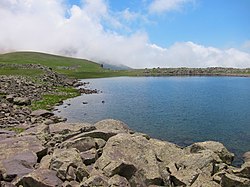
80,148 -> 97,165
108,174 -> 131,187
243,152 -> 250,163
31,109 -> 54,118
13,97 -> 31,106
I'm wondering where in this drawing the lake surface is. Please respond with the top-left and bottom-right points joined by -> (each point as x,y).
55,76 -> 250,165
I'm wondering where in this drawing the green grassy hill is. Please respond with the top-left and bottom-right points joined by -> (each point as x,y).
0,51 -> 141,78
0,51 -> 107,78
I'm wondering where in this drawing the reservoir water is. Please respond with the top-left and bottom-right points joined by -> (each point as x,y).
55,76 -> 250,165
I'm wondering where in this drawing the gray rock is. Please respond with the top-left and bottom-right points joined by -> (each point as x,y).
80,148 -> 97,165
62,180 -> 80,187
233,162 -> 250,179
94,138 -> 106,149
31,109 -> 54,118
0,129 -> 16,141
49,122 -> 95,134
67,130 -> 119,142
243,151 -> 250,163
0,136 -> 46,180
60,136 -> 96,152
108,174 -> 131,187
2,150 -> 36,181
6,94 -> 14,102
15,169 -> 63,187
20,124 -> 50,144
167,150 -> 221,186
13,97 -> 31,106
80,174 -> 109,187
94,133 -> 166,186
185,141 -> 234,164
49,148 -> 87,180
0,181 -> 16,187
94,119 -> 131,133
221,173 -> 250,187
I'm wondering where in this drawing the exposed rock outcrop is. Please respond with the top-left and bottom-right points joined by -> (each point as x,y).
0,119 -> 249,186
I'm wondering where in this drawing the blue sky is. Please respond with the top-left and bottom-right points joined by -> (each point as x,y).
66,0 -> 250,48
0,0 -> 250,68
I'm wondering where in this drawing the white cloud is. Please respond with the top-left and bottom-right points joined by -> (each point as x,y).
0,0 -> 250,69
149,0 -> 194,14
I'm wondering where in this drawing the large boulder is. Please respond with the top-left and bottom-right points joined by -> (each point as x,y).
0,136 -> 46,181
185,141 -> 234,164
94,119 -> 131,134
94,133 -> 167,186
49,148 -> 89,181
0,129 -> 16,141
149,138 -> 185,165
20,124 -> 50,144
167,150 -> 221,186
15,169 -> 63,187
49,122 -> 95,135
221,173 -> 250,187
60,136 -> 96,152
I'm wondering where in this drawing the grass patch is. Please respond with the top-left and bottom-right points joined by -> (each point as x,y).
0,67 -> 43,77
0,51 -> 105,78
5,127 -> 25,134
31,86 -> 80,110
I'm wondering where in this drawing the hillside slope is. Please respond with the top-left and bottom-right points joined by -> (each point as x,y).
0,51 -> 109,78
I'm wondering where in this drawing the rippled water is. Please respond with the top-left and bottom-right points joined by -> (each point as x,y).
55,76 -> 250,165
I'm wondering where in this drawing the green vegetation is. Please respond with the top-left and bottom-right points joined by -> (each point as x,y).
5,127 -> 25,134
0,67 -> 43,77
31,86 -> 80,110
0,51 -> 106,78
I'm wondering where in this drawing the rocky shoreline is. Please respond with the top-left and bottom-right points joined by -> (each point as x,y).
0,119 -> 250,187
0,70 -> 250,186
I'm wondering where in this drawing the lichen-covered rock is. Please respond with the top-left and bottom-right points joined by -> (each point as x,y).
233,162 -> 250,179
167,150 -> 221,186
185,141 -> 234,164
67,130 -> 118,142
0,129 -> 16,141
2,151 -> 37,181
49,148 -> 88,180
60,136 -> 96,152
31,109 -> 54,118
243,151 -> 250,163
15,169 -> 63,187
80,148 -> 97,165
80,174 -> 109,187
190,173 -> 221,187
13,97 -> 31,106
0,136 -> 46,180
149,138 -> 185,165
94,133 -> 167,186
108,174 -> 131,187
221,173 -> 250,187
19,124 -> 50,144
94,119 -> 131,133
49,122 -> 95,135
94,138 -> 106,149
62,180 -> 80,187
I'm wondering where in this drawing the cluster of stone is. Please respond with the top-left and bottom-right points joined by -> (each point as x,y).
0,65 -> 98,128
0,119 -> 249,187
